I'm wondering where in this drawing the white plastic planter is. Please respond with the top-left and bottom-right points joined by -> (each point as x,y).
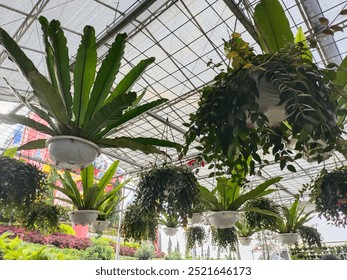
189,213 -> 202,225
46,136 -> 101,170
276,233 -> 299,245
206,211 -> 238,228
249,70 -> 287,127
68,210 -> 99,226
238,237 -> 252,246
91,220 -> 110,232
163,227 -> 178,236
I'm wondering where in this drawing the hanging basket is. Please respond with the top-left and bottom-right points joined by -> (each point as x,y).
206,211 -> 238,228
238,236 -> 252,246
68,210 -> 99,226
163,227 -> 178,236
189,213 -> 202,225
91,220 -> 110,232
276,233 -> 298,245
46,136 -> 101,170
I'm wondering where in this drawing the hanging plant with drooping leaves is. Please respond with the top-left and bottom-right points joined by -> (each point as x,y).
185,226 -> 206,250
182,0 -> 347,178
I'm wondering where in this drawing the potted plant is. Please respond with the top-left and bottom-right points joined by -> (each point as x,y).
51,160 -> 128,225
159,212 -> 181,237
135,164 -> 199,226
297,225 -> 322,248
182,0 -> 346,177
185,226 -> 206,250
234,219 -> 257,246
0,17 -> 180,170
91,189 -> 125,232
244,197 -> 281,231
198,176 -> 280,228
309,168 -> 347,226
274,199 -> 314,245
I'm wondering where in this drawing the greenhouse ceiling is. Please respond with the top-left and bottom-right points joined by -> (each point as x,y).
0,0 -> 346,204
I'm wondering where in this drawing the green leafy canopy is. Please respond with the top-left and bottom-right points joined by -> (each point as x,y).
0,16 -> 180,156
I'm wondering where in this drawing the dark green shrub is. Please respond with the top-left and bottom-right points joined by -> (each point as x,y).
83,238 -> 115,260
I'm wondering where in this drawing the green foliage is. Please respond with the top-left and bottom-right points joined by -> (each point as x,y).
211,227 -> 237,252
184,28 -> 345,177
297,226 -> 322,248
0,157 -> 47,208
0,17 -> 180,156
57,224 -> 76,235
83,238 -> 115,260
309,168 -> 347,226
134,242 -> 156,260
165,251 -> 182,260
244,197 -> 281,231
234,219 -> 256,237
159,212 -> 182,228
198,176 -> 280,211
275,199 -> 314,233
185,226 -> 206,250
51,160 -> 127,210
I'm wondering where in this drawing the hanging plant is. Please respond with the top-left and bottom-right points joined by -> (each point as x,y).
244,197 -> 281,231
0,157 -> 47,208
135,164 -> 199,225
185,226 -> 206,250
211,226 -> 238,252
297,225 -> 322,248
309,168 -> 347,226
182,0 -> 347,177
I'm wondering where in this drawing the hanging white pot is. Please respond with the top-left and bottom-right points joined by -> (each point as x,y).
238,236 -> 252,246
276,233 -> 299,245
163,227 -> 178,236
68,210 -> 99,226
189,213 -> 202,225
206,211 -> 238,228
91,220 -> 110,232
46,136 -> 101,170
249,70 -> 287,126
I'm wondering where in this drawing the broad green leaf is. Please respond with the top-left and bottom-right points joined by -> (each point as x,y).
97,160 -> 119,190
335,55 -> 347,88
0,114 -> 55,136
105,57 -> 155,103
230,177 -> 281,210
73,25 -> 97,127
254,0 -> 294,53
82,91 -> 137,140
294,26 -> 312,61
95,137 -> 177,156
81,164 -> 94,195
18,139 -> 46,151
41,17 -> 72,119
82,185 -> 99,210
95,98 -> 168,139
95,179 -> 130,209
198,185 -> 221,211
84,33 -> 127,122
2,147 -> 18,158
63,171 -> 82,208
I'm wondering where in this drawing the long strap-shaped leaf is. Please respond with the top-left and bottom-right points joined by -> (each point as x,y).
97,160 -> 119,190
105,57 -> 155,103
73,25 -> 97,127
18,139 -> 46,151
0,114 -> 55,136
81,164 -> 94,196
95,137 -> 180,155
0,27 -> 69,126
82,91 -> 137,140
254,0 -> 294,53
95,98 -> 168,139
40,17 -> 72,119
84,33 -> 127,122
230,177 -> 282,211
95,179 -> 130,209
62,171 -> 83,209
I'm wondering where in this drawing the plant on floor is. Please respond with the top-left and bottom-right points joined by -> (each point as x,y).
83,238 -> 115,260
185,226 -> 206,250
50,160 -> 128,211
0,17 -> 180,160
134,242 -> 156,260
183,0 -> 347,177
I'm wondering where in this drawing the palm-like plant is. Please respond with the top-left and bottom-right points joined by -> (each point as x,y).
275,199 -> 314,234
0,17 -> 179,155
51,160 -> 128,210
